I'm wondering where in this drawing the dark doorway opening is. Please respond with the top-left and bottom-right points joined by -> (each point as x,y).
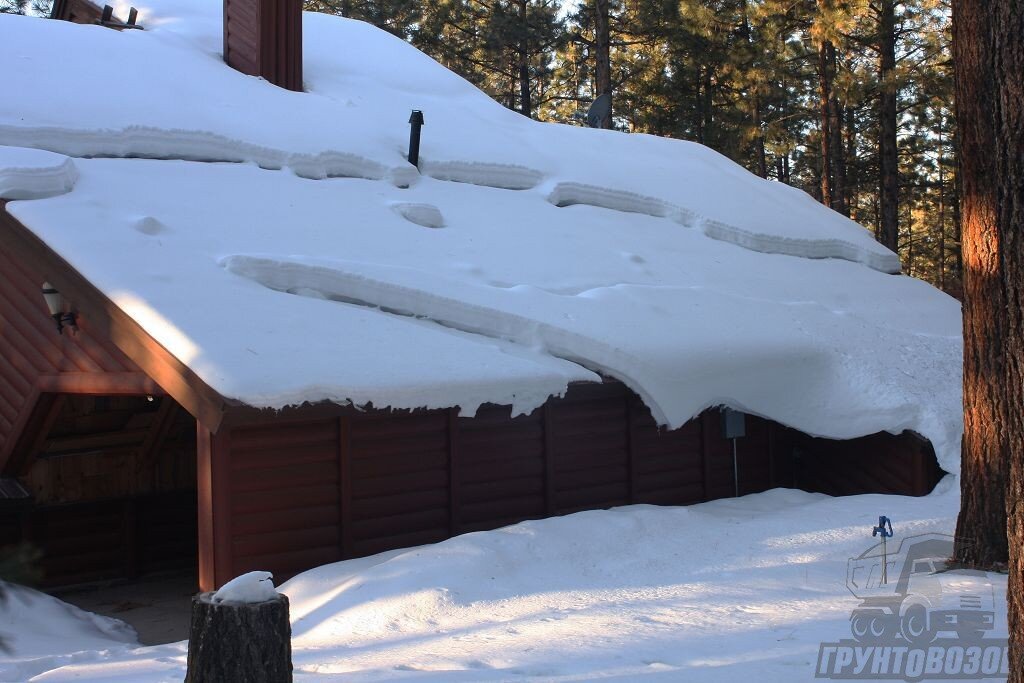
0,394 -> 199,643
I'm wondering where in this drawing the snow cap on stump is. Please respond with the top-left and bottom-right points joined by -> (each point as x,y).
186,571 -> 293,683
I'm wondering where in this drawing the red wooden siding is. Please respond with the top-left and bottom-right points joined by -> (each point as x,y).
630,397 -> 705,506
789,430 -> 944,497
0,243 -> 156,472
228,419 -> 342,579
457,404 -> 546,532
349,411 -> 452,557
212,382 -> 800,587
548,384 -> 631,513
223,0 -> 303,91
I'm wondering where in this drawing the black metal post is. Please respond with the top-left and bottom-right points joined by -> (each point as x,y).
408,110 -> 424,168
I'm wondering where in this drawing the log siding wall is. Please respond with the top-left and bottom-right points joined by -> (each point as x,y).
210,382 -> 786,588
204,383 -> 944,590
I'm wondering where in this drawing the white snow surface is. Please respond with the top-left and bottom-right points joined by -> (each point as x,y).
0,147 -> 77,200
0,483 -> 1009,682
210,571 -> 278,604
0,6 -> 963,472
0,583 -> 136,681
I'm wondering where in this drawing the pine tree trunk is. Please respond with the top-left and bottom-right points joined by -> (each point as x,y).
754,95 -> 768,179
185,592 -> 293,683
593,0 -> 612,128
878,0 -> 900,252
846,105 -> 858,216
952,0 -> 1009,570
819,40 -> 833,208
517,0 -> 531,118
828,47 -> 848,216
993,0 -> 1024,677
741,2 -> 767,179
938,121 -> 947,291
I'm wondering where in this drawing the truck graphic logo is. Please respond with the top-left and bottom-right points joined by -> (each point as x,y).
817,532 -> 1007,680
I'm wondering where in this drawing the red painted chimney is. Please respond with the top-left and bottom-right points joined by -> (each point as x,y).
223,0 -> 302,91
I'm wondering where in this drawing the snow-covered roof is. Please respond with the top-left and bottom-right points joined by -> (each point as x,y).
0,4 -> 962,473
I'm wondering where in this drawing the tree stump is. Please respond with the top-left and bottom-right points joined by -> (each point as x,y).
185,591 -> 292,683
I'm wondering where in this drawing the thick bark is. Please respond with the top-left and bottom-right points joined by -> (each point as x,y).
877,0 -> 900,252
593,0 -> 611,128
185,592 -> 293,683
952,0 -> 1009,570
994,0 -> 1024,678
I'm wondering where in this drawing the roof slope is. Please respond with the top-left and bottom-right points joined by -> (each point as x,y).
0,6 -> 963,473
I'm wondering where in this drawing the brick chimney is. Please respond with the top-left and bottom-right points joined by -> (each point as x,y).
223,0 -> 302,91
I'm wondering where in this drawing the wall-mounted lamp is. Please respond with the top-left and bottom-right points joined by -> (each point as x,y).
41,282 -> 78,335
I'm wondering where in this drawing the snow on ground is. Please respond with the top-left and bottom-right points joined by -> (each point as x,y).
0,584 -> 137,681
0,6 -> 962,471
0,482 -> 1008,682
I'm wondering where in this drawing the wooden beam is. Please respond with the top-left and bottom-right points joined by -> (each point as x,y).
211,427 -> 233,588
0,391 -> 65,476
196,423 -> 215,592
35,373 -> 166,396
0,203 -> 228,432
0,387 -> 40,473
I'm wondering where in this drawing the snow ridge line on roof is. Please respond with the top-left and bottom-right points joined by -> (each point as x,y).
546,182 -> 903,275
0,153 -> 78,200
0,125 -> 415,185
0,125 -> 899,274
220,254 -> 675,424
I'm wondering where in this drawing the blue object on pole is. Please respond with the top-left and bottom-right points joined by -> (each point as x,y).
872,515 -> 894,585
872,516 -> 894,538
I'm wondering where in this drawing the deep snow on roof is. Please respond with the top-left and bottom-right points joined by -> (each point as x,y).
0,4 -> 963,473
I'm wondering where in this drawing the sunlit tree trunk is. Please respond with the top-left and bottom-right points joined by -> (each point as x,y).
992,0 -> 1024,677
952,0 -> 1009,571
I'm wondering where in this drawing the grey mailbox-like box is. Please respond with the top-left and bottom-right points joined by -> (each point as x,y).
720,407 -> 746,439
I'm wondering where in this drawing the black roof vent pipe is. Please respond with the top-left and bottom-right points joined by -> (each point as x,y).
408,110 -> 424,169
